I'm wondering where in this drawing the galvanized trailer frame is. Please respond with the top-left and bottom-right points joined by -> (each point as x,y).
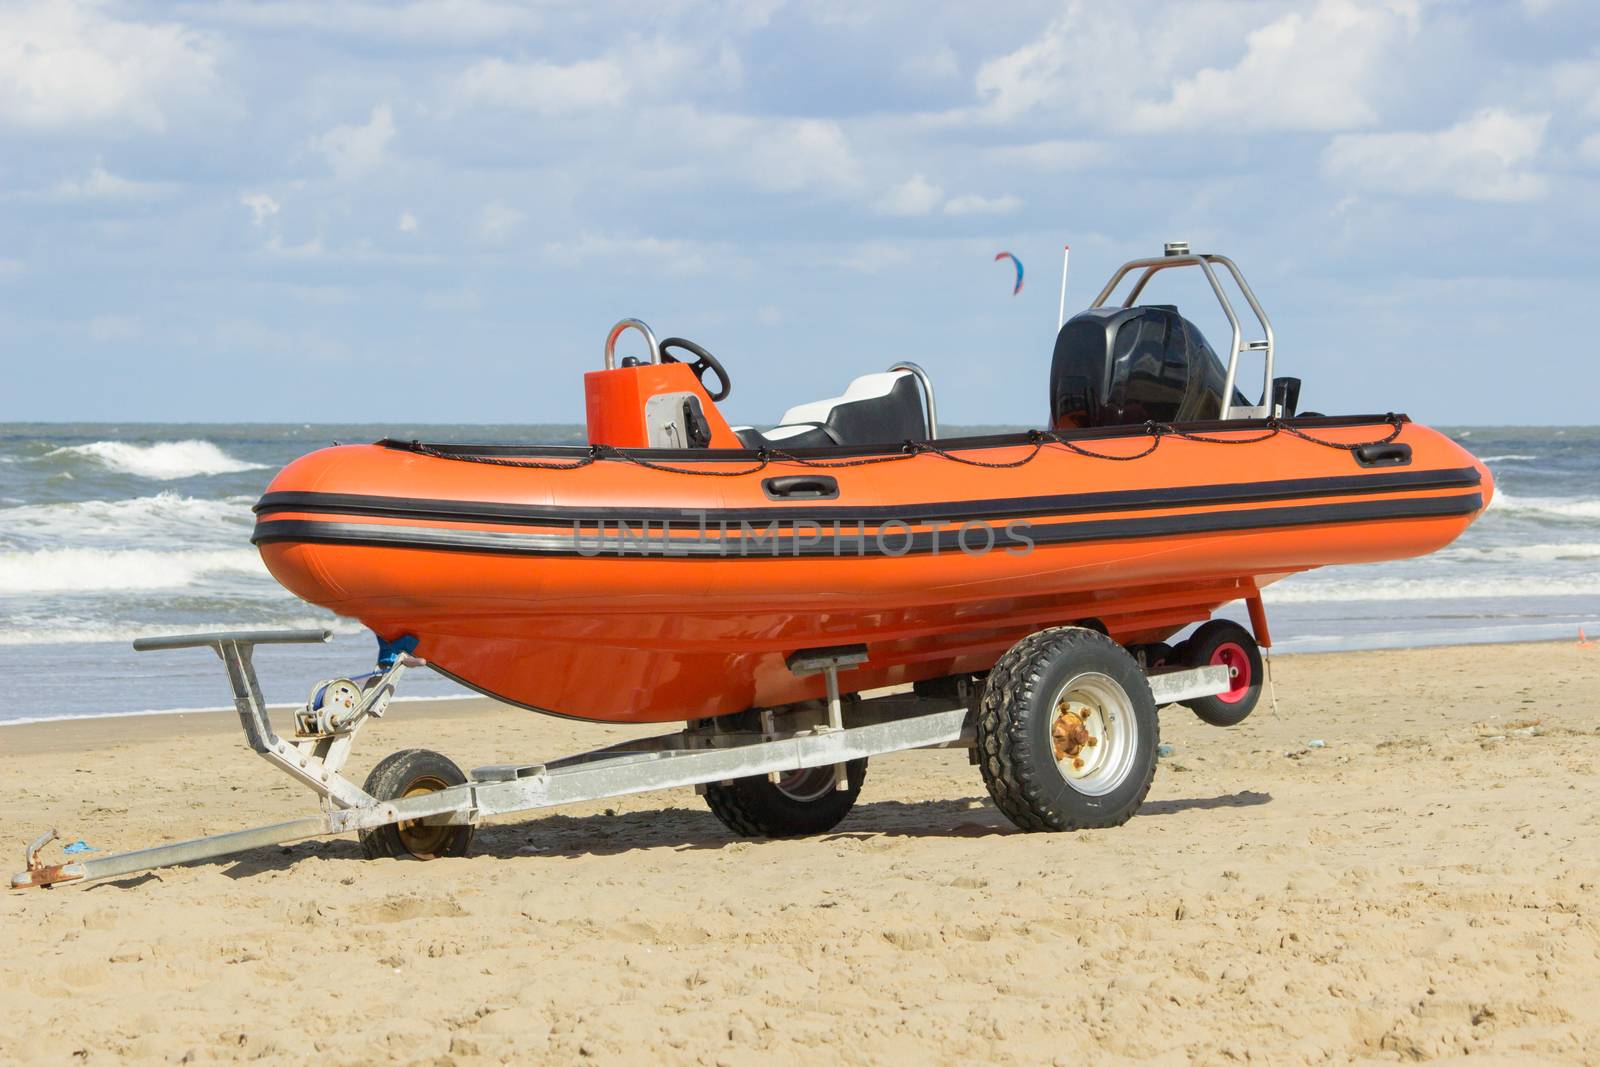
13,629 -> 1230,889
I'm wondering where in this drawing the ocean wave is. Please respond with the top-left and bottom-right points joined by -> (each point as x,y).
1477,454 -> 1538,462
43,440 -> 267,480
1445,542 -> 1600,563
1486,492 -> 1600,522
0,547 -> 266,594
1264,573 -> 1600,604
0,493 -> 255,548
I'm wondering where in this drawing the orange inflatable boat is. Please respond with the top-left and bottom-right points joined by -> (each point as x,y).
253,245 -> 1492,725
9,244 -> 1501,887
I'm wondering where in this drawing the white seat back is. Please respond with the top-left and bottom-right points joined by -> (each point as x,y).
778,371 -> 909,427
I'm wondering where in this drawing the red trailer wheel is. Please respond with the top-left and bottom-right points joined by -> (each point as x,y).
1179,621 -> 1263,727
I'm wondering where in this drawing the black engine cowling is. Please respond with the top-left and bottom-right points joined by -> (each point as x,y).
1050,305 -> 1244,429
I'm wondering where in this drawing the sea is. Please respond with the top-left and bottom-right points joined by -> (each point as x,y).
1,423 -> 1595,725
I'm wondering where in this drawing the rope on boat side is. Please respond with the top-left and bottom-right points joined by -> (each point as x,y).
399,415 -> 1407,475
1276,417 -> 1405,451
404,441 -> 604,470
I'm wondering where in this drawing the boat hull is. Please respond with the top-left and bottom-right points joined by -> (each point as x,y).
253,418 -> 1491,723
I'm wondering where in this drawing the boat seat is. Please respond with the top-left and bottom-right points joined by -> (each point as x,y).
734,371 -> 927,450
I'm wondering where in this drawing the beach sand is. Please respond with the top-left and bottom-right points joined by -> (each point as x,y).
2,642 -> 1597,1065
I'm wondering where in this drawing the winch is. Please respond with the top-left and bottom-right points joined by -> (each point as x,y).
297,673 -> 388,736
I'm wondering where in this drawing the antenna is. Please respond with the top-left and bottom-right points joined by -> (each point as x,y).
1056,244 -> 1071,330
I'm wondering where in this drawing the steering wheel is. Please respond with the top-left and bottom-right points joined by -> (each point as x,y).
659,337 -> 731,402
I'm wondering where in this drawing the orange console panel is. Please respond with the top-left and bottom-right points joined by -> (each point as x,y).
583,362 -> 742,449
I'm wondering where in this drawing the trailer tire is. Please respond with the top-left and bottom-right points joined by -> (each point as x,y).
1179,620 -> 1263,727
977,627 -> 1158,832
358,748 -> 475,860
703,759 -> 867,839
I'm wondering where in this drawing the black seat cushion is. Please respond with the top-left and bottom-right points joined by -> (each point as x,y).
738,371 -> 928,450
822,374 -> 926,445
735,424 -> 838,450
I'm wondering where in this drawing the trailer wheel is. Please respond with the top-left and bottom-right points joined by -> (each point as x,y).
703,759 -> 868,839
1180,620 -> 1263,727
358,749 -> 475,860
977,627 -> 1158,832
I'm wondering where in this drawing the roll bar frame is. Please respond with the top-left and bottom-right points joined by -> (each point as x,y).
1089,245 -> 1276,419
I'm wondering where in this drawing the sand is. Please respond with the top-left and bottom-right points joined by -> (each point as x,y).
2,641 -> 1597,1065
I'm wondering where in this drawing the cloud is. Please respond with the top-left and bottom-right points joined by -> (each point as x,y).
87,314 -> 141,343
541,233 -> 732,276
274,284 -> 353,306
241,193 -> 280,226
1546,58 -> 1600,121
837,241 -> 915,274
942,193 -> 1021,216
0,0 -> 221,131
454,58 -> 626,115
875,174 -> 943,216
973,2 -> 1227,124
478,201 -> 526,243
900,45 -> 960,84
1322,108 -> 1549,202
652,109 -> 862,195
212,316 -> 350,361
183,0 -> 542,43
7,0 -> 1596,427
1580,133 -> 1600,167
0,161 -> 178,203
973,0 -> 1417,133
452,36 -> 719,117
737,117 -> 859,193
873,176 -> 1020,217
1130,0 -> 1419,131
265,233 -> 324,259
421,288 -> 483,312
50,162 -> 176,201
312,104 -> 395,181
986,140 -> 1111,171
450,41 -> 846,198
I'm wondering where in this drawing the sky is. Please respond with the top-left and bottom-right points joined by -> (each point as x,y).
2,0 -> 1599,427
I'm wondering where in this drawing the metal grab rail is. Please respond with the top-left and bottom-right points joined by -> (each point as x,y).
887,360 -> 939,439
132,628 -> 330,652
603,318 -> 661,370
1089,244 -> 1276,420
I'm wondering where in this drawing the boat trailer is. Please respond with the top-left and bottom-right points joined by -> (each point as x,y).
13,627 -> 1240,889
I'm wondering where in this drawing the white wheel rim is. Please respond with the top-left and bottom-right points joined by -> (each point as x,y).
1048,672 -> 1138,796
774,766 -> 837,803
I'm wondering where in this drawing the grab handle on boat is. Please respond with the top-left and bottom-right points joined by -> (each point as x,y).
763,475 -> 840,500
1353,443 -> 1412,468
604,318 -> 661,370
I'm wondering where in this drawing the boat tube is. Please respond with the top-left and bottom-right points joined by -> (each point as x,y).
253,246 -> 1493,724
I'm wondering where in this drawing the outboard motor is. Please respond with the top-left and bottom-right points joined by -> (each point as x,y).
1049,305 -> 1246,430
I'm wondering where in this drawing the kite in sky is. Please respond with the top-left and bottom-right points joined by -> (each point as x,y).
994,251 -> 1023,296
